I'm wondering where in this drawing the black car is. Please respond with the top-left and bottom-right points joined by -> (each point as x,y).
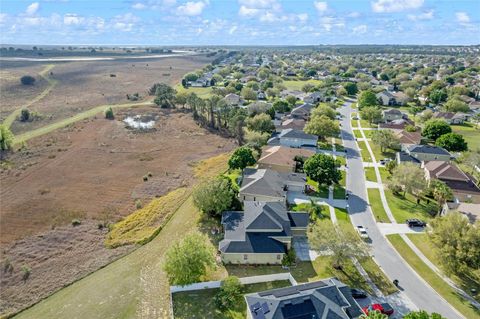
350,288 -> 368,299
407,219 -> 426,228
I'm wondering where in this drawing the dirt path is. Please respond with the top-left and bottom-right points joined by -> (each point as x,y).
2,64 -> 57,128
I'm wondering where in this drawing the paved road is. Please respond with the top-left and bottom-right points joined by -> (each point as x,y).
340,101 -> 464,319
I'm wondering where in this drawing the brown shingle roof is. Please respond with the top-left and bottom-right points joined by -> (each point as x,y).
395,130 -> 422,145
424,161 -> 469,182
259,146 -> 315,169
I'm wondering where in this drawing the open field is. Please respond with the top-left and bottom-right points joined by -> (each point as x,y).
387,234 -> 480,319
0,108 -> 235,316
283,79 -> 322,90
1,55 -> 212,135
451,123 -> 480,152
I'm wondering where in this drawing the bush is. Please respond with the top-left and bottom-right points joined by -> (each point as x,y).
282,248 -> 297,267
193,177 -> 235,216
214,276 -> 243,310
20,109 -> 30,122
21,265 -> 31,282
135,199 -> 143,209
71,219 -> 81,226
20,75 -> 35,85
0,125 -> 14,151
105,107 -> 114,119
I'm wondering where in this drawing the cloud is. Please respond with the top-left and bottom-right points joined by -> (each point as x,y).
407,10 -> 434,21
238,0 -> 281,17
456,12 -> 470,23
297,13 -> 308,22
353,24 -> 367,34
64,13 -> 84,25
320,16 -> 345,32
372,0 -> 424,13
347,12 -> 360,18
132,3 -> 147,10
229,25 -> 237,34
111,13 -> 139,31
26,2 -> 39,15
239,6 -> 260,17
176,1 -> 209,16
314,1 -> 328,13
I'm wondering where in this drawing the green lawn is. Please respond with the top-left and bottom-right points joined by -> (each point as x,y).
357,141 -> 373,162
387,235 -> 480,319
452,123 -> 480,152
364,167 -> 377,182
172,280 -> 291,319
378,167 -> 390,183
354,130 -> 363,138
407,234 -> 480,302
224,169 -> 241,190
174,84 -> 213,98
351,120 -> 359,128
385,191 -> 437,223
360,120 -> 378,128
339,170 -> 346,186
363,130 -> 374,139
367,189 -> 390,223
369,142 -> 396,161
283,79 -> 322,91
318,141 -> 333,150
336,156 -> 346,166
307,178 -> 329,198
333,185 -> 346,199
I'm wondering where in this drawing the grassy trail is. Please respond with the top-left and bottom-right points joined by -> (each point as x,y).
3,64 -> 57,128
13,100 -> 154,145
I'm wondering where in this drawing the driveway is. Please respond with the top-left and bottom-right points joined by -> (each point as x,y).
292,237 -> 322,261
339,101 -> 463,319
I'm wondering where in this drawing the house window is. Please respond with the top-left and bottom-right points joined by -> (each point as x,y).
243,254 -> 248,260
277,254 -> 281,260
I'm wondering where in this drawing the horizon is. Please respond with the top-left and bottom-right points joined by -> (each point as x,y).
1,0 -> 479,46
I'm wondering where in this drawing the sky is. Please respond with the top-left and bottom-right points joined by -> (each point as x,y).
0,0 -> 479,45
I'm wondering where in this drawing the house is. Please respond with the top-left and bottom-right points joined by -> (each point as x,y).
280,90 -> 305,100
239,168 -> 306,203
289,103 -> 314,120
404,144 -> 451,162
378,118 -> 414,130
224,93 -> 242,106
376,91 -> 408,106
442,202 -> 480,224
382,108 -> 404,122
432,112 -> 467,124
303,91 -> 322,104
423,161 -> 480,204
218,201 -> 309,265
396,151 -> 421,165
245,278 -> 364,319
394,130 -> 422,147
275,118 -> 306,132
257,91 -> 267,100
268,129 -> 318,148
258,146 -> 315,173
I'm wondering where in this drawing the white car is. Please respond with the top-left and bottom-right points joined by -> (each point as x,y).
356,226 -> 369,239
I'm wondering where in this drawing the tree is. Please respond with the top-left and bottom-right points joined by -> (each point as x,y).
371,129 -> 399,153
360,310 -> 388,319
174,91 -> 189,108
422,119 -> 452,141
282,248 -> 296,267
309,220 -> 369,268
183,72 -> 199,82
164,233 -> 216,286
429,89 -> 447,105
419,109 -> 433,123
360,106 -> 382,125
0,124 -> 14,151
302,83 -> 315,93
304,115 -> 340,140
20,75 -> 35,85
214,276 -> 243,310
272,100 -> 290,113
154,83 -> 176,108
246,113 -> 274,133
435,133 -> 467,152
228,146 -> 256,171
358,90 -> 378,108
429,212 -> 480,276
304,154 -> 342,186
20,108 -> 30,122
244,129 -> 269,151
390,163 -> 427,197
241,87 -> 257,101
286,95 -> 297,107
104,107 -> 114,119
404,310 -> 446,319
443,98 -> 469,113
311,104 -> 336,120
429,180 -> 453,214
343,82 -> 358,95
193,177 -> 235,216
385,160 -> 397,174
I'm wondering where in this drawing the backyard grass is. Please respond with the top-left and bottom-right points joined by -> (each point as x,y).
407,234 -> 480,302
367,189 -> 390,223
174,84 -> 213,98
283,79 -> 322,91
364,167 -> 377,182
307,177 -> 329,198
14,154 -> 231,319
172,280 -> 291,319
452,123 -> 480,152
357,140 -> 372,162
387,235 -> 480,319
385,191 -> 437,223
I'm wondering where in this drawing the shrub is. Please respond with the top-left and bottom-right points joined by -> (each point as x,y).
143,175 -> 148,182
282,248 -> 297,267
135,199 -> 143,209
0,125 -> 14,151
20,75 -> 35,85
21,265 -> 31,282
214,276 -> 243,310
71,219 -> 81,226
3,258 -> 13,274
105,107 -> 114,119
193,177 -> 235,216
20,109 -> 30,122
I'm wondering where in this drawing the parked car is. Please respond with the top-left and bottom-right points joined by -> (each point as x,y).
352,116 -> 359,120
379,158 -> 391,165
363,303 -> 394,316
350,288 -> 368,299
356,226 -> 369,239
407,219 -> 426,228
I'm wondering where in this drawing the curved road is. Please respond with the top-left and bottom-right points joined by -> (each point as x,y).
340,101 -> 463,319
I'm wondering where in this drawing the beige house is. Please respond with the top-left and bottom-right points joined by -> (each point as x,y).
219,201 -> 309,265
258,146 -> 315,173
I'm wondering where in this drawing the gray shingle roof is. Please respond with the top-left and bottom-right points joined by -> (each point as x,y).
279,128 -> 318,141
240,169 -> 306,198
407,144 -> 450,156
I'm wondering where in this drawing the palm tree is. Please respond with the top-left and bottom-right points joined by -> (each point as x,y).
431,180 -> 453,214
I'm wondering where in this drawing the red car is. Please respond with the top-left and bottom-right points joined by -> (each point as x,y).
362,303 -> 394,316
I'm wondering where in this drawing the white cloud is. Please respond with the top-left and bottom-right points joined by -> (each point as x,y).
238,0 -> 281,17
456,12 -> 470,23
297,13 -> 308,22
229,25 -> 237,34
26,2 -> 39,15
111,13 -> 139,32
132,3 -> 147,10
347,12 -> 360,18
353,24 -> 367,34
63,13 -> 84,25
372,0 -> 424,13
407,10 -> 433,21
314,1 -> 328,13
239,6 -> 260,17
320,16 -> 345,32
176,1 -> 209,16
